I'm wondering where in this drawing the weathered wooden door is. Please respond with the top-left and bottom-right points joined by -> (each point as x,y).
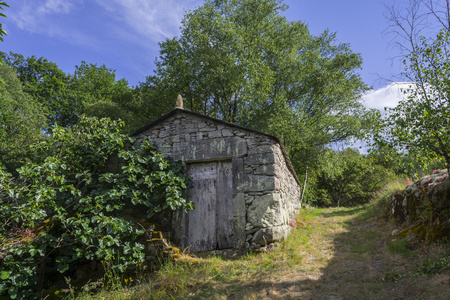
185,161 -> 233,252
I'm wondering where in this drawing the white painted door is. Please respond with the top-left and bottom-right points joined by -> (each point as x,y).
186,161 -> 233,252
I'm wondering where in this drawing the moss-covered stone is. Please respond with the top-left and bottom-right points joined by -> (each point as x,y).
389,170 -> 450,243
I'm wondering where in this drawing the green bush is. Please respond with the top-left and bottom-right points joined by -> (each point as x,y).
312,148 -> 395,207
0,117 -> 193,299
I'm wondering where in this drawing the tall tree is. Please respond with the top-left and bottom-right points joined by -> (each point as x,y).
378,29 -> 450,171
150,0 -> 371,172
379,0 -> 450,171
0,63 -> 46,171
385,0 -> 450,56
1,53 -> 141,132
0,52 -> 77,128
70,61 -> 140,131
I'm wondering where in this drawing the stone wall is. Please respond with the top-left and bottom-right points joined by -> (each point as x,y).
134,109 -> 301,251
390,169 -> 449,224
245,143 -> 301,250
389,169 -> 450,242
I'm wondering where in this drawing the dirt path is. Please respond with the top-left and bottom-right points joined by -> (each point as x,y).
214,207 -> 450,299
87,206 -> 450,299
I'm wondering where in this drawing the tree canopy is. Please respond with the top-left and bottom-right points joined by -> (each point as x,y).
148,0 -> 372,172
0,52 -> 80,128
379,0 -> 450,172
0,52 -> 141,133
0,0 -> 378,209
0,63 -> 46,172
377,29 -> 450,171
314,148 -> 394,207
0,1 -> 374,176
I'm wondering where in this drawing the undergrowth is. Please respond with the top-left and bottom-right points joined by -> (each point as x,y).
416,254 -> 450,276
49,208 -> 328,299
43,177 -> 450,299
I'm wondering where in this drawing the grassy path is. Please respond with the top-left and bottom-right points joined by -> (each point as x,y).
82,205 -> 450,300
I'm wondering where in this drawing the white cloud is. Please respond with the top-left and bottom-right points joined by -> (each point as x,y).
362,82 -> 414,111
8,0 -> 203,53
11,0 -> 75,33
8,0 -> 101,49
38,0 -> 73,14
98,0 -> 202,43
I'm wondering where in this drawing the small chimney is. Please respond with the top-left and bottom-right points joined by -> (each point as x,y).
176,94 -> 184,109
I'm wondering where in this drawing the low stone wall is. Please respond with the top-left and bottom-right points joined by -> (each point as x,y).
134,109 -> 301,251
389,169 -> 450,241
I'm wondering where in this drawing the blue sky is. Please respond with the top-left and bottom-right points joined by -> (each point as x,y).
1,0 -> 408,109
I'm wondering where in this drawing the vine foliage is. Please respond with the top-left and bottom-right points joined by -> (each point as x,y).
0,117 -> 192,299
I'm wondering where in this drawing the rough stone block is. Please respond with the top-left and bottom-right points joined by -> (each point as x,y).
251,225 -> 291,245
247,193 -> 284,227
254,165 -> 277,176
158,145 -> 172,154
170,135 -> 180,143
244,153 -> 275,166
246,227 -> 259,234
245,195 -> 254,205
247,192 -> 264,196
173,137 -> 247,161
159,130 -> 171,138
257,140 -> 273,145
248,145 -> 274,155
208,130 -> 223,138
275,177 -> 281,190
197,122 -> 207,128
244,167 -> 253,174
222,129 -> 234,137
199,127 -> 216,132
236,174 -> 275,192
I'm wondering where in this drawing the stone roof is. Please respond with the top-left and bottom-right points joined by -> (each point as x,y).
132,108 -> 300,186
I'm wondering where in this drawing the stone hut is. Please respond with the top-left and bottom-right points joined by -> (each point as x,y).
132,105 -> 301,252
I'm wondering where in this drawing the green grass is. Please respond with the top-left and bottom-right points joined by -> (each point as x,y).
387,239 -> 414,257
48,179 -> 450,299
54,208 -> 327,299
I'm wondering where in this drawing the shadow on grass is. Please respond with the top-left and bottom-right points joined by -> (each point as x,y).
321,206 -> 365,218
188,277 -> 316,299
